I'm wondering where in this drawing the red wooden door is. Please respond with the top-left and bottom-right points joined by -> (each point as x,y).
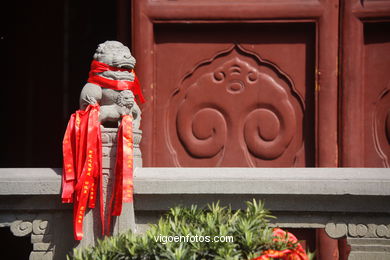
133,0 -> 339,168
341,0 -> 390,167
131,1 -> 390,258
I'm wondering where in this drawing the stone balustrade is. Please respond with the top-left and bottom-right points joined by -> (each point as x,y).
0,168 -> 389,259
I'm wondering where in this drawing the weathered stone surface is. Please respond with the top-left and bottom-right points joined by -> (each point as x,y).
376,225 -> 390,238
325,223 -> 348,239
33,242 -> 51,251
348,238 -> 390,260
325,223 -> 390,240
133,168 -> 390,196
0,168 -> 61,195
78,126 -> 140,248
30,251 -> 53,260
79,41 -> 142,129
132,168 -> 390,259
10,220 -> 33,237
31,234 -> 52,243
33,219 -> 49,235
0,167 -> 390,259
2,168 -> 388,196
4,215 -> 58,259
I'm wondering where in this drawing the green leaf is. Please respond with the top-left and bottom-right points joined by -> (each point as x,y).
69,200 -> 307,260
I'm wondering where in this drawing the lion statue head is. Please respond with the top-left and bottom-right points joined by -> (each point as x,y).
93,41 -> 136,81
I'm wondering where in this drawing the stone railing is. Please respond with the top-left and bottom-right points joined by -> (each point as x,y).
0,168 -> 73,260
0,168 -> 389,259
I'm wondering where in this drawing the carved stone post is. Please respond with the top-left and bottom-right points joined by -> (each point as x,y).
10,215 -> 53,260
78,127 -> 141,248
325,223 -> 390,259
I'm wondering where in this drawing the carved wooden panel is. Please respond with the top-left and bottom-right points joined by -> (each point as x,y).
152,23 -> 315,167
364,22 -> 390,167
341,0 -> 390,167
166,45 -> 304,167
133,0 -> 339,167
133,1 -> 340,256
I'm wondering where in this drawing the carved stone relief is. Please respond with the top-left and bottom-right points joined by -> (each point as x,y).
373,84 -> 390,167
325,223 -> 390,239
325,222 -> 390,259
167,45 -> 304,166
9,215 -> 53,260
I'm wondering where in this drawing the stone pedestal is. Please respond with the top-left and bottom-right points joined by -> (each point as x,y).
78,127 -> 142,248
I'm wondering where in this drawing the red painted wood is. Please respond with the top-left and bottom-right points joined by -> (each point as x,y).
341,0 -> 390,167
363,22 -> 390,167
153,23 -> 314,167
317,0 -> 340,167
338,237 -> 351,260
132,0 -> 341,258
133,0 -> 339,168
317,229 -> 340,260
144,1 -> 324,20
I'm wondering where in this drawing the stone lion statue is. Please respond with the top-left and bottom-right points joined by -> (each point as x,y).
79,41 -> 141,129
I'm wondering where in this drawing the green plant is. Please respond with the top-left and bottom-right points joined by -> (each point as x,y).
69,200 -> 300,260
307,250 -> 316,260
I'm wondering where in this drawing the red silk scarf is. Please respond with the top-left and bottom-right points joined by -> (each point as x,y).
62,104 -> 134,240
87,60 -> 145,104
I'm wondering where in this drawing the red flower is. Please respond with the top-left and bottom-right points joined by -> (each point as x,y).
252,228 -> 309,260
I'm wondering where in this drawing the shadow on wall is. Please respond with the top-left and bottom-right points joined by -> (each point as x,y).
0,227 -> 32,259
0,0 -> 130,168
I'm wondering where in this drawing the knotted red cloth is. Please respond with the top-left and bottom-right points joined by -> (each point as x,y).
87,60 -> 145,104
62,104 -> 134,240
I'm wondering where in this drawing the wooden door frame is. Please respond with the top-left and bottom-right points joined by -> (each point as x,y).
341,0 -> 390,166
132,0 -> 339,167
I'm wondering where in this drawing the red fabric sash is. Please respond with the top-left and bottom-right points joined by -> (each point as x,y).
62,104 -> 101,240
62,104 -> 134,240
106,114 -> 133,235
87,60 -> 145,104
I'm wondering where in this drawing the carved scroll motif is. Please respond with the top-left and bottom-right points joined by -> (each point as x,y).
386,111 -> 390,144
10,220 -> 33,237
373,85 -> 390,167
9,216 -> 54,260
324,223 -> 348,239
167,45 -> 304,166
325,223 -> 390,239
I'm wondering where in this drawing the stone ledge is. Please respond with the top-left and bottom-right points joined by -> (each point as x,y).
0,167 -> 389,259
0,168 -> 61,195
134,168 -> 390,196
1,168 -> 389,197
133,194 -> 390,213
